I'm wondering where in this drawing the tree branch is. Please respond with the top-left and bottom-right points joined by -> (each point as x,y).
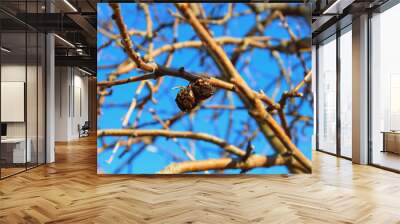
102,3 -> 312,173
175,3 -> 311,172
97,64 -> 280,110
97,129 -> 246,157
158,154 -> 290,174
109,3 -> 157,71
150,36 -> 310,58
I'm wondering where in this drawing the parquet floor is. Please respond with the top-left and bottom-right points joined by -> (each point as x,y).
0,136 -> 400,224
1,167 -> 26,177
373,151 -> 400,171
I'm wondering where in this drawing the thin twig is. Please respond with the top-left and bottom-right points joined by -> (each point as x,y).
98,129 -> 246,157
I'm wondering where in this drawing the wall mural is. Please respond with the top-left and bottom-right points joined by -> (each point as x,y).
97,3 -> 313,174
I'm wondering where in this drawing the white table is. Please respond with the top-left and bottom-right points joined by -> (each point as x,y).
1,138 -> 31,163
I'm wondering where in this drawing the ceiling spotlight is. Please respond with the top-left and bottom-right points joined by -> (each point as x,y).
63,0 -> 78,12
78,67 -> 93,76
322,0 -> 354,15
1,47 -> 11,53
54,34 -> 75,48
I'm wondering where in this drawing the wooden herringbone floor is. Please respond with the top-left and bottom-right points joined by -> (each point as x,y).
0,136 -> 400,224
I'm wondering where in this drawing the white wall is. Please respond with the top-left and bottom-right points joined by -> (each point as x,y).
72,73 -> 89,138
1,65 -> 41,138
55,66 -> 69,141
1,65 -> 26,139
1,63 -> 46,164
54,66 -> 89,141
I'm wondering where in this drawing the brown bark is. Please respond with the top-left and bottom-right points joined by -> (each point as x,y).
158,155 -> 290,174
97,129 -> 246,157
175,3 -> 311,172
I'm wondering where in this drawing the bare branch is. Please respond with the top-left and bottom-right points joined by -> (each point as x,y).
158,154 -> 290,174
109,3 -> 157,71
175,3 -> 311,172
99,3 -> 312,174
98,129 -> 246,156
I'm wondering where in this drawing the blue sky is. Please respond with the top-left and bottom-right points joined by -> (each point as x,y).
97,3 -> 312,174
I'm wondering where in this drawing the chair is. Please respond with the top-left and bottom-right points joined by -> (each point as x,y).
78,121 -> 90,138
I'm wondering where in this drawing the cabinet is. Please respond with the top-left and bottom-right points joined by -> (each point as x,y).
382,132 -> 400,154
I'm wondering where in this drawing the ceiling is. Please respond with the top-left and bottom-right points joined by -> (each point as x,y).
0,0 -> 98,74
311,0 -> 389,44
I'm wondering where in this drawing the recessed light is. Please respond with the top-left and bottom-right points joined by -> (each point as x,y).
54,34 -> 75,48
1,47 -> 11,53
63,0 -> 78,12
323,1 -> 341,14
78,67 -> 92,76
